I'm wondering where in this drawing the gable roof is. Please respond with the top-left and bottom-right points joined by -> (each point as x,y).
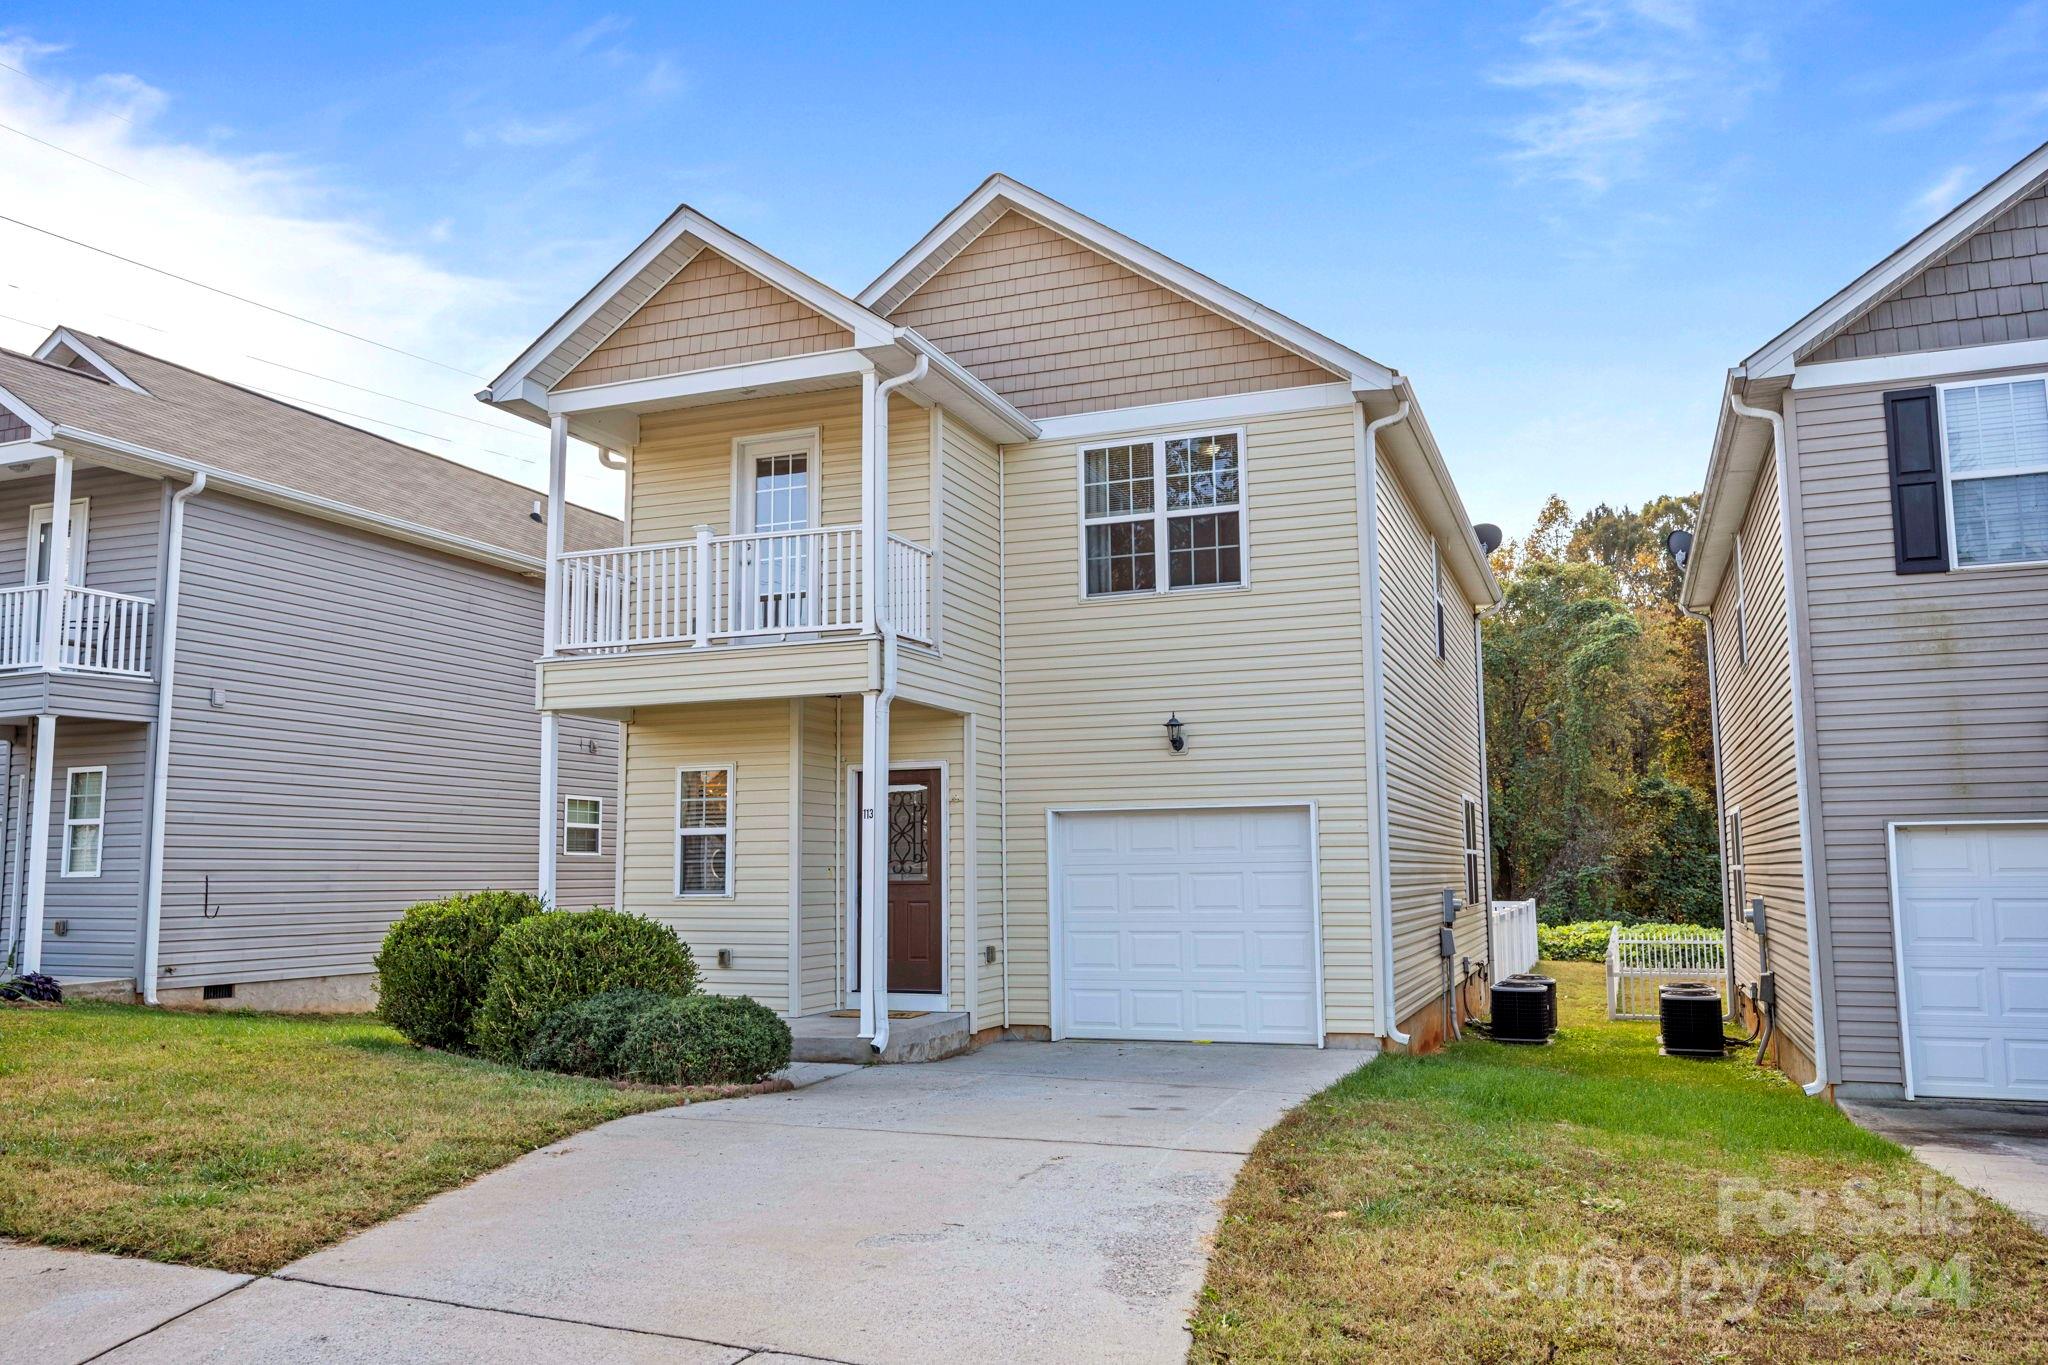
0,331 -> 616,570
1742,138 -> 2048,379
487,206 -> 898,412
859,174 -> 1397,392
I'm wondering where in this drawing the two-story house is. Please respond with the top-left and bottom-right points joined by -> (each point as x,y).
1685,142 -> 2048,1103
0,330 -> 618,1008
488,176 -> 1500,1058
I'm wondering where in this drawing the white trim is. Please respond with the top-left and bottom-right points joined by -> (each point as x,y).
33,329 -> 148,393
787,700 -> 803,1015
26,498 -> 89,587
1747,139 -> 2048,379
562,794 -> 603,857
0,381 -> 54,444
731,427 -> 824,534
1885,816 -> 2048,1102
60,764 -> 106,879
1030,382 -> 1355,444
546,349 -> 873,417
843,759 -> 950,1003
1043,799 -> 1326,1046
1075,425 -> 1250,600
858,175 -> 1396,389
1932,373 -> 2048,571
675,764 -> 736,898
1790,336 -> 2048,391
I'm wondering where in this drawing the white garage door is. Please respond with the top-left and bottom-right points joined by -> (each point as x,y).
1896,823 -> 2048,1100
1053,806 -> 1318,1044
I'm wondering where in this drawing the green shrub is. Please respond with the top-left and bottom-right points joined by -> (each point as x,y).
473,909 -> 697,1062
374,890 -> 544,1050
522,988 -> 672,1078
615,994 -> 792,1087
1536,919 -> 1719,963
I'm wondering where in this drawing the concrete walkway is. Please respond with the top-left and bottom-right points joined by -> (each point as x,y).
1843,1099 -> 2048,1234
10,1041 -> 1364,1364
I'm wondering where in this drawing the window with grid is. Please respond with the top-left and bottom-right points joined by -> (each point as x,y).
1941,377 -> 2048,567
1732,539 -> 1749,668
1081,431 -> 1243,596
1462,796 -> 1484,907
63,766 -> 105,877
564,797 -> 602,856
1433,537 -> 1448,660
1725,808 -> 1745,918
676,767 -> 732,896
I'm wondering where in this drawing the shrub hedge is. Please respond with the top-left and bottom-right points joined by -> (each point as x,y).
616,994 -> 792,1087
473,909 -> 697,1063
373,890 -> 544,1050
1536,919 -> 1720,963
522,988 -> 673,1079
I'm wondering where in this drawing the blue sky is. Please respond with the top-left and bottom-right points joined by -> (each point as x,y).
5,1 -> 2048,528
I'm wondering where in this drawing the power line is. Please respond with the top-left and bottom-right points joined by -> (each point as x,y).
0,214 -> 488,379
243,353 -> 531,435
0,59 -> 138,125
0,120 -> 145,184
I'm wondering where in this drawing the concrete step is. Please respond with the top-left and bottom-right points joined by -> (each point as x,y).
56,978 -> 137,1004
789,1010 -> 971,1064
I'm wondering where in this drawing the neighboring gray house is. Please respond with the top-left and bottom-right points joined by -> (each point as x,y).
1686,144 -> 2048,1104
0,329 -> 619,1008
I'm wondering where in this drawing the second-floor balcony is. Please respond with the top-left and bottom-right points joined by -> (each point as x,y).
0,584 -> 155,677
553,524 -> 932,656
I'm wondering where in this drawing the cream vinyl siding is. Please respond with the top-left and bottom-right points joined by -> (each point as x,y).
539,640 -> 873,712
1709,454 -> 1815,1072
886,211 -> 1337,420
1000,403 -> 1376,1033
1788,378 -> 2048,1087
560,249 -> 854,390
1377,459 -> 1488,1021
796,696 -> 844,1012
620,700 -> 795,1012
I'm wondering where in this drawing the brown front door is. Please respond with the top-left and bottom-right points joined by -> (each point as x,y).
858,767 -> 943,995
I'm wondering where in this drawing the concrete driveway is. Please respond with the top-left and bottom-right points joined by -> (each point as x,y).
1843,1100 -> 2048,1234
33,1040 -> 1364,1364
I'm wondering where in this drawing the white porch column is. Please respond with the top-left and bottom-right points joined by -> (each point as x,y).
542,413 -> 567,656
858,687 -> 892,1039
41,453 -> 73,672
539,711 -> 559,907
859,366 -> 883,633
20,713 -> 55,974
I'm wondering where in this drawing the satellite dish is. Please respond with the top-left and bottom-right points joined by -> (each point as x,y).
1473,523 -> 1504,554
1664,529 -> 1694,568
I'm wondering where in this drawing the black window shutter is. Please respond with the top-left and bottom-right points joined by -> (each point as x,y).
1883,386 -> 1950,574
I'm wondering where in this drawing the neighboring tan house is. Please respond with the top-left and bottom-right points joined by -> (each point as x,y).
0,330 -> 619,1008
1685,143 -> 2048,1103
485,175 -> 1501,1058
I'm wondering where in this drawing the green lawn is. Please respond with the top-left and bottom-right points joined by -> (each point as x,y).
0,1003 -> 678,1273
1191,962 -> 2048,1363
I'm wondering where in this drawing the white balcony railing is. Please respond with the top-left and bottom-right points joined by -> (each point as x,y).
553,524 -> 932,655
0,584 -> 155,676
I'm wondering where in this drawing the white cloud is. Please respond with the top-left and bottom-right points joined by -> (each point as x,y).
1913,164 -> 1974,219
0,38 -> 622,513
1494,0 -> 1771,192
1875,98 -> 1969,134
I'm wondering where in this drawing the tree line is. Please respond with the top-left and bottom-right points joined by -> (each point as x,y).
1482,493 -> 1720,926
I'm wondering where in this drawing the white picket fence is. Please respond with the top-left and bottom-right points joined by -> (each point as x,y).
1605,928 -> 1726,1021
1491,898 -> 1539,978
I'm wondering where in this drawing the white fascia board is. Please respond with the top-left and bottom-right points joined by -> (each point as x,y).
1029,382 -> 1354,444
894,329 -> 1038,443
545,348 -> 874,416
0,380 -> 54,443
52,426 -> 546,578
32,329 -> 148,393
1380,377 -> 1500,606
860,174 -> 1398,390
1789,336 -> 2048,390
1745,138 -> 2048,379
491,207 -> 896,402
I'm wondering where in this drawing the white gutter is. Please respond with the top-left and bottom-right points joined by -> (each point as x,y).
140,471 -> 206,1004
1356,399 -> 1410,1045
1726,390 -> 1831,1096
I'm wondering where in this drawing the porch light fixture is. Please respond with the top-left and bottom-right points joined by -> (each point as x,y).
1164,713 -> 1186,754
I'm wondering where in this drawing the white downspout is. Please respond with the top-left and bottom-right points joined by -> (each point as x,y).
860,356 -> 927,1057
1727,390 -> 1830,1097
1682,601 -> 1738,1016
1356,400 -> 1410,1046
1471,598 -> 1499,987
140,472 -> 206,1003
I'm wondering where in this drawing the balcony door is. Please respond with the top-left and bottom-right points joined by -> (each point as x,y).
26,499 -> 89,586
734,430 -> 820,633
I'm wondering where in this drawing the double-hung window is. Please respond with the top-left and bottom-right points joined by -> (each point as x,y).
564,797 -> 602,856
1081,430 -> 1245,596
1725,808 -> 1745,920
1731,539 -> 1749,669
1462,796 -> 1484,908
63,766 -> 105,877
676,767 -> 733,896
1433,538 -> 1448,661
1940,376 -> 2048,567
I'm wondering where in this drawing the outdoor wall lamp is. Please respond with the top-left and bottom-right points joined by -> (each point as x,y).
1164,713 -> 1187,754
